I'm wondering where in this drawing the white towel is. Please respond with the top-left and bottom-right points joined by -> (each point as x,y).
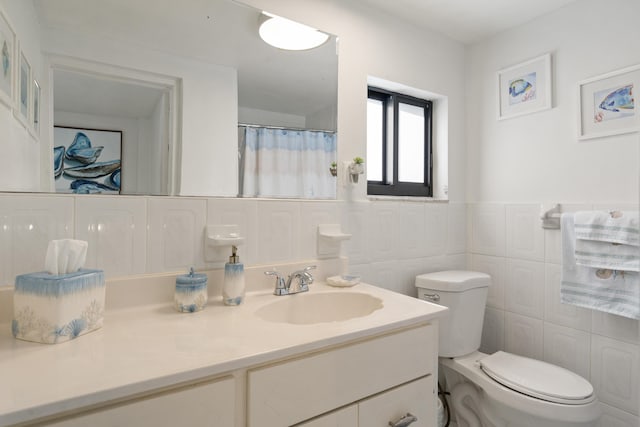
574,210 -> 639,246
561,213 -> 640,320
575,239 -> 640,272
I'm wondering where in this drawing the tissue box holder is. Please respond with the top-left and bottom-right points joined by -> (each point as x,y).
13,269 -> 105,344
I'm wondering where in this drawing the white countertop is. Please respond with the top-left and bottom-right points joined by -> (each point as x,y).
0,282 -> 446,426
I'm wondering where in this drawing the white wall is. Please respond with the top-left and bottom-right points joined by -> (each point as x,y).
466,0 -> 640,203
0,0 -> 41,191
466,1 -> 640,424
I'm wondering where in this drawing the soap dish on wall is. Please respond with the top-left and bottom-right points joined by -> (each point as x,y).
317,224 -> 351,257
205,224 -> 245,262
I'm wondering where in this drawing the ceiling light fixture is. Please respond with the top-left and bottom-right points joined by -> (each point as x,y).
259,12 -> 329,51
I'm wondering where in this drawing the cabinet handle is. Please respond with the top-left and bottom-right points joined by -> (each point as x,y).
423,293 -> 440,302
388,412 -> 418,427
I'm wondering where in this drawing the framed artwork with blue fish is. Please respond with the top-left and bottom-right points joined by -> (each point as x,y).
578,64 -> 640,140
17,49 -> 30,125
497,53 -> 552,120
0,9 -> 16,109
53,126 -> 122,194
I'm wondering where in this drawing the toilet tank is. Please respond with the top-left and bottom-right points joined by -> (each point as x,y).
415,271 -> 490,358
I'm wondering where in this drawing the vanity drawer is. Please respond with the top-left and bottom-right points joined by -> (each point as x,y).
46,376 -> 235,427
247,324 -> 435,427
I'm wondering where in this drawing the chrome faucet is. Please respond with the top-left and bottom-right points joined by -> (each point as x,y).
265,265 -> 316,296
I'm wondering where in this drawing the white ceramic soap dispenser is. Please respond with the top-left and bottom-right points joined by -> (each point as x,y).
223,245 -> 245,305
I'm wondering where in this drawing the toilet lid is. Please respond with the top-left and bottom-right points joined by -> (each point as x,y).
479,351 -> 594,405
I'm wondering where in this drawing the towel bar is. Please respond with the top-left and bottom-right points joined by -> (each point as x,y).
541,204 -> 561,229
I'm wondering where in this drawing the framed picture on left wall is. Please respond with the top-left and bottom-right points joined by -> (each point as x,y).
0,9 -> 16,108
17,48 -> 30,125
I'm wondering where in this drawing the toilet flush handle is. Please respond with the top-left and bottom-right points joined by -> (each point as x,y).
422,292 -> 440,302
388,413 -> 417,427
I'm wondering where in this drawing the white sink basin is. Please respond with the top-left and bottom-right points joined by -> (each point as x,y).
255,292 -> 384,325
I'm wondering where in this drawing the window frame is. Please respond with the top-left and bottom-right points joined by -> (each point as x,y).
367,87 -> 433,197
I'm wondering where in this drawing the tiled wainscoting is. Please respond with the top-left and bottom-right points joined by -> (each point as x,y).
470,203 -> 639,427
1,193 -> 638,425
0,194 -> 348,285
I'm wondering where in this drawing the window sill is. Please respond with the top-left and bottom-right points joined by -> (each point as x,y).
366,195 -> 448,203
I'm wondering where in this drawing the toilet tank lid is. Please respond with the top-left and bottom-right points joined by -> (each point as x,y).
415,270 -> 490,292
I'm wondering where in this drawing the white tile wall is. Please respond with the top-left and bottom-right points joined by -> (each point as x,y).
504,259 -> 544,319
471,254 -> 506,310
505,204 -> 544,261
424,203 -> 448,257
544,263 -> 592,331
470,203 -> 506,257
147,197 -> 207,273
369,201 -> 399,262
256,200 -> 300,264
543,322 -> 590,378
298,201 -> 342,260
2,195 -> 639,422
0,195 -> 74,284
471,201 -> 639,422
345,201 -> 370,265
207,198 -> 258,266
591,335 -> 640,414
447,202 -> 467,255
397,202 -> 426,259
480,306 -> 505,354
504,312 -> 543,359
75,196 -> 147,278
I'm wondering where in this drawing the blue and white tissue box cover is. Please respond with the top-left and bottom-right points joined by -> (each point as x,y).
12,269 -> 105,344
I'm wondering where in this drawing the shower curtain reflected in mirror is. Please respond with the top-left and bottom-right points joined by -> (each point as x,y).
239,126 -> 337,199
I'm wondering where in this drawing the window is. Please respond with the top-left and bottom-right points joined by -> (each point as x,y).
367,87 -> 432,197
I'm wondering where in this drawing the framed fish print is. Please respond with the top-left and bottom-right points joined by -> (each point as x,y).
0,9 -> 15,108
497,53 -> 552,120
578,64 -> 640,140
54,126 -> 122,194
17,49 -> 30,124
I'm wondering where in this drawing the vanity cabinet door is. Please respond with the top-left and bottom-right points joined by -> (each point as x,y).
47,376 -> 235,427
358,376 -> 435,427
296,405 -> 358,427
248,324 -> 434,426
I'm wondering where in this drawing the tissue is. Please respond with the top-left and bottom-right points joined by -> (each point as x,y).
45,239 -> 88,275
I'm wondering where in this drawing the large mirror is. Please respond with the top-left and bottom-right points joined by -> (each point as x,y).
7,0 -> 338,197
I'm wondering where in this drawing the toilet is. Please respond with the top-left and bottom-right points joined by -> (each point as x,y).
415,271 -> 601,427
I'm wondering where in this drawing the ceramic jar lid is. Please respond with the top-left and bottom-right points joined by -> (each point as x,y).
176,267 -> 207,287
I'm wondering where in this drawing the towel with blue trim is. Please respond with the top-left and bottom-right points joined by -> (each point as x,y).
561,213 -> 640,320
574,210 -> 639,246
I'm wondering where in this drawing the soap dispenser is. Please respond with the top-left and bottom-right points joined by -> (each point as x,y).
223,245 -> 245,306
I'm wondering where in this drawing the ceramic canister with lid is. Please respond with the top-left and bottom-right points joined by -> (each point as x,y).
175,267 -> 208,313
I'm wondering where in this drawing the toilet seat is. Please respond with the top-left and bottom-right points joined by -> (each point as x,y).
479,351 -> 594,405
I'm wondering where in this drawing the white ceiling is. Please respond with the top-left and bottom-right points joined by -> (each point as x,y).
38,0 -> 579,121
356,0 -> 578,43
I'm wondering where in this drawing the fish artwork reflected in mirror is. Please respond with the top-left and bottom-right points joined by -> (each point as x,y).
53,128 -> 122,194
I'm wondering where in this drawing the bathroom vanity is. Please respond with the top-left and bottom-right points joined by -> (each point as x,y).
0,279 -> 446,427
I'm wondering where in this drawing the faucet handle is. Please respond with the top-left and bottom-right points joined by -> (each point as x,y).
302,265 -> 316,284
265,270 -> 288,295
